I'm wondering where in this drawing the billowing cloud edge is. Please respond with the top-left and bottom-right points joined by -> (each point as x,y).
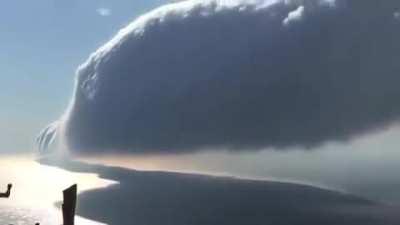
37,0 -> 400,154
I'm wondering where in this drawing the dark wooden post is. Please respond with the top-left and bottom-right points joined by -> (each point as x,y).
0,184 -> 12,198
62,184 -> 77,225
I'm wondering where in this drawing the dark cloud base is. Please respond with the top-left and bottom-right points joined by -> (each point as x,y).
39,0 -> 400,154
40,158 -> 400,225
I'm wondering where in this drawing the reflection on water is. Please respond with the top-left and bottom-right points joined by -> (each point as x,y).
0,155 -> 114,225
0,204 -> 104,225
0,205 -> 56,225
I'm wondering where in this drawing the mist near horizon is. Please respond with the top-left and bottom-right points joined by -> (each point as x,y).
76,125 -> 400,205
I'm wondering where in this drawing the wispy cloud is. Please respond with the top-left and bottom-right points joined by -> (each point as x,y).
96,7 -> 112,17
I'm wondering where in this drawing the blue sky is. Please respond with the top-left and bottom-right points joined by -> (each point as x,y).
0,0 -> 167,152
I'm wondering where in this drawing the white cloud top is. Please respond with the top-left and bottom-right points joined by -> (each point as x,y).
283,5 -> 305,25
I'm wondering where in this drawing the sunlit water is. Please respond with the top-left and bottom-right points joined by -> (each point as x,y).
0,155 -> 115,225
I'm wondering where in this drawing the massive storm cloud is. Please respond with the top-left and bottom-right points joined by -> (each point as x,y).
38,0 -> 400,154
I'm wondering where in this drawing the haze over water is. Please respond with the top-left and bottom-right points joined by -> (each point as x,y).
1,125 -> 400,224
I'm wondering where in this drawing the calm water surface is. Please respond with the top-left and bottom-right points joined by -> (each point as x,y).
0,155 -> 114,225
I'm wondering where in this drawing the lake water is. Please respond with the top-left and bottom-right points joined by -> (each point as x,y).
0,203 -> 103,225
0,155 -> 114,225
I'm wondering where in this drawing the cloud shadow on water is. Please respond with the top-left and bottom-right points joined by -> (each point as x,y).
40,157 -> 400,225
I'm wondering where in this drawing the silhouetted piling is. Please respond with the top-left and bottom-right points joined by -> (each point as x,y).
0,184 -> 12,198
62,184 -> 77,225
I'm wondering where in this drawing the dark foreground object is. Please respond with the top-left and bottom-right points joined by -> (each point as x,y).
63,184 -> 77,225
0,184 -> 12,198
41,158 -> 400,225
